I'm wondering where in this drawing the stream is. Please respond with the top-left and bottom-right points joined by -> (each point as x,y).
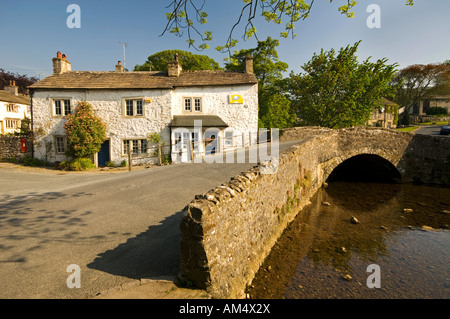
247,182 -> 450,299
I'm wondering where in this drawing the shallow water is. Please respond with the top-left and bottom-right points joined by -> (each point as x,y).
247,182 -> 450,299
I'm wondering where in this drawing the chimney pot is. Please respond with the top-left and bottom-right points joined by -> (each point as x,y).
62,54 -> 67,60
57,51 -> 62,58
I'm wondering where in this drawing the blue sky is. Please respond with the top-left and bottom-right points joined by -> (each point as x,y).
0,0 -> 449,79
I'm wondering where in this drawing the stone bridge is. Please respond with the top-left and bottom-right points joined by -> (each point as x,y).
179,127 -> 450,299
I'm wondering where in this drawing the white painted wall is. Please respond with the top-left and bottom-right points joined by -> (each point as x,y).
32,83 -> 258,165
0,100 -> 30,134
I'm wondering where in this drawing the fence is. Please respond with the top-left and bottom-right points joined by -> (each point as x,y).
139,129 -> 276,165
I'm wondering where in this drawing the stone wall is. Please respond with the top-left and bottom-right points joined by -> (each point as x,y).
0,135 -> 32,161
179,126 -> 450,298
179,133 -> 333,298
400,133 -> 450,185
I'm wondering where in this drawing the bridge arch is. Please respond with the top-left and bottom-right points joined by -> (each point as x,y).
325,153 -> 402,183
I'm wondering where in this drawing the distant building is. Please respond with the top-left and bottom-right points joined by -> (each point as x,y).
366,98 -> 398,128
414,95 -> 450,115
29,52 -> 258,166
0,81 -> 30,134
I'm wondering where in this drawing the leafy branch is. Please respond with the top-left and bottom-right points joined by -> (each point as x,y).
161,0 -> 414,55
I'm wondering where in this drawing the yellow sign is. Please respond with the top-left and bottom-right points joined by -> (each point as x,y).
144,98 -> 152,103
229,94 -> 243,104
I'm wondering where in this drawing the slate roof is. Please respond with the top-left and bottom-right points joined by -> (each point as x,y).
29,70 -> 258,90
0,90 -> 30,105
171,115 -> 229,128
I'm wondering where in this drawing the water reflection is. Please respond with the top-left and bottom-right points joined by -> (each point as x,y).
247,182 -> 450,299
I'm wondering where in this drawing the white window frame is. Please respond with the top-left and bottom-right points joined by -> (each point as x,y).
122,138 -> 147,156
5,118 -> 20,129
183,97 -> 202,113
225,130 -> 234,148
54,135 -> 67,154
123,98 -> 145,117
51,98 -> 72,117
184,98 -> 192,112
6,104 -> 18,113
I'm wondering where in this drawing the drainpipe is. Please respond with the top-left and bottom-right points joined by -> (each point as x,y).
29,88 -> 35,159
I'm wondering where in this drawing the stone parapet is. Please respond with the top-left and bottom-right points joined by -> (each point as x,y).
179,127 -> 450,298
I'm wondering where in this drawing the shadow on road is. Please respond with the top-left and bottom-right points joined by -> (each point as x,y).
87,210 -> 184,280
0,191 -> 94,264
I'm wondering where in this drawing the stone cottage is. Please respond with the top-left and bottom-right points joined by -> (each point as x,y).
29,52 -> 258,166
366,97 -> 398,128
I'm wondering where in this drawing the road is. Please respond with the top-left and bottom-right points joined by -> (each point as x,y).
0,140 -> 301,298
414,125 -> 444,136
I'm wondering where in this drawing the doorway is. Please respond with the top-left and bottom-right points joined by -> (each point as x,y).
98,140 -> 110,167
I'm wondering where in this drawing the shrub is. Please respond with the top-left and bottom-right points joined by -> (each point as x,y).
61,158 -> 95,171
105,160 -> 116,168
425,107 -> 448,116
64,101 -> 107,158
120,160 -> 127,167
22,156 -> 46,167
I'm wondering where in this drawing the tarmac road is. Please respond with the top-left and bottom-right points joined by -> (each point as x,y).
414,125 -> 445,136
0,140 -> 301,299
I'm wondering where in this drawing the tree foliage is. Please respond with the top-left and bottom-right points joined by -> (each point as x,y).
225,36 -> 293,128
391,62 -> 450,112
134,49 -> 221,71
161,0 -> 414,53
288,41 -> 398,128
64,102 -> 107,159
0,68 -> 38,94
259,90 -> 294,129
225,36 -> 288,89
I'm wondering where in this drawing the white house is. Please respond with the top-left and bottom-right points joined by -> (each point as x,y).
0,81 -> 30,134
29,51 -> 258,166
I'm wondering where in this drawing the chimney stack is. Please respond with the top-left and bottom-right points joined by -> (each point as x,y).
5,80 -> 19,96
53,51 -> 72,74
244,55 -> 254,74
115,61 -> 124,72
168,53 -> 182,77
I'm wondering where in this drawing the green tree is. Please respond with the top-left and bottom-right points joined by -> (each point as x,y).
134,49 -> 221,71
225,37 -> 293,128
391,62 -> 450,115
289,41 -> 398,129
224,37 -> 288,89
161,0 -> 414,53
0,68 -> 38,94
64,101 -> 107,159
259,91 -> 294,129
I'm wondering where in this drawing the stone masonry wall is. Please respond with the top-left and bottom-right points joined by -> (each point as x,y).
179,133 -> 334,298
179,126 -> 450,299
0,135 -> 32,162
